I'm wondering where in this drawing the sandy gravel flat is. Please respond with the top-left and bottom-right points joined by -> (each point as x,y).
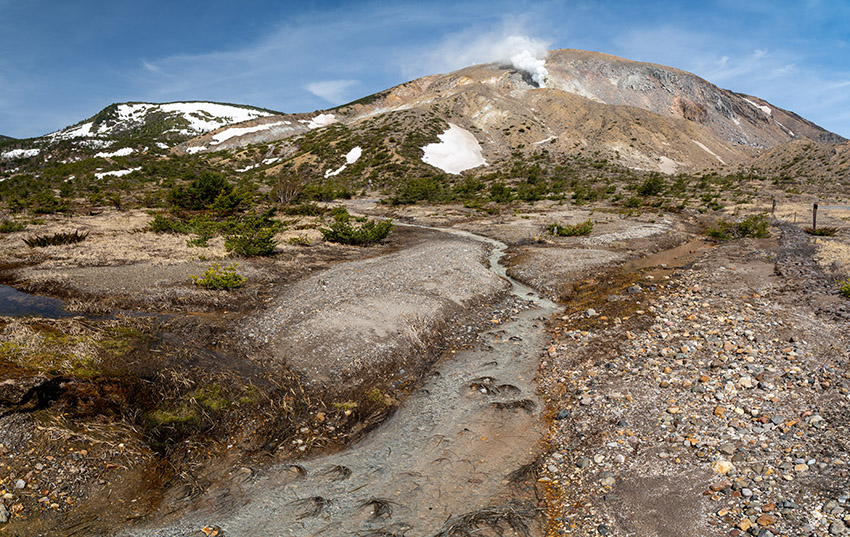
243,232 -> 508,385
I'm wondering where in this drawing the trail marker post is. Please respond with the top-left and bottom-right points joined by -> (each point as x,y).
812,203 -> 818,231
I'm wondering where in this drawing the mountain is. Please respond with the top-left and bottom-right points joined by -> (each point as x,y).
2,49 -> 846,190
0,134 -> 14,141
176,49 -> 843,178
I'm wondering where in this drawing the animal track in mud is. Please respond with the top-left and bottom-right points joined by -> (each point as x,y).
492,399 -> 537,412
289,496 -> 333,519
320,464 -> 352,481
468,376 -> 522,396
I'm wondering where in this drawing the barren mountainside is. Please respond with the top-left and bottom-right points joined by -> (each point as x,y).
173,49 -> 845,176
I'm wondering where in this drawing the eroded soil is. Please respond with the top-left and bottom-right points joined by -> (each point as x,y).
0,201 -> 848,536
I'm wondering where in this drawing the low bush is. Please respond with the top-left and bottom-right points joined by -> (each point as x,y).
320,209 -> 392,245
191,262 -> 245,290
0,219 -> 26,233
706,214 -> 770,240
636,174 -> 665,196
24,230 -> 88,247
224,210 -> 280,256
283,202 -> 325,216
804,226 -> 839,236
840,280 -> 850,299
547,219 -> 594,237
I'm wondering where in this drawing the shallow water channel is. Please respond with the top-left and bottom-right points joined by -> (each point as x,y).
132,226 -> 560,537
0,284 -> 72,318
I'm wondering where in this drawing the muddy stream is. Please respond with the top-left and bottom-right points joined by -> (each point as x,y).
128,225 -> 560,537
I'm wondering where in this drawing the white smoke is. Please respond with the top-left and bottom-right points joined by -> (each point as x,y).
410,30 -> 550,87
501,37 -> 549,87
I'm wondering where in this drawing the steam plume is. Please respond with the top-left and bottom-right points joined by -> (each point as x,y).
413,30 -> 550,87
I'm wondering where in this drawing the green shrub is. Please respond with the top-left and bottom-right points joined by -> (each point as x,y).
191,262 -> 245,290
840,280 -> 850,299
390,176 -> 446,205
168,171 -> 240,211
24,230 -> 88,247
0,219 -> 26,233
224,210 -> 280,256
149,214 -> 189,234
637,174 -> 665,196
706,214 -> 770,240
283,202 -> 325,216
489,182 -> 513,203
29,191 -> 69,214
547,219 -> 593,237
804,226 -> 839,236
623,196 -> 642,208
320,209 -> 392,245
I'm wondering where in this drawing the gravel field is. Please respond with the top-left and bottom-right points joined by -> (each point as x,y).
539,223 -> 850,537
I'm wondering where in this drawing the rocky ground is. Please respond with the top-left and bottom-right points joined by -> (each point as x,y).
539,223 -> 850,537
1,200 -> 848,536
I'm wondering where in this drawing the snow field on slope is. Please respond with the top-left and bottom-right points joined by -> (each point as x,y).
421,124 -> 486,175
324,146 -> 363,178
94,147 -> 134,158
94,167 -> 141,179
50,102 -> 272,140
210,121 -> 291,145
1,148 -> 41,159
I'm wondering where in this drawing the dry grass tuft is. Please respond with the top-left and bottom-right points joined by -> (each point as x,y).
432,501 -> 539,537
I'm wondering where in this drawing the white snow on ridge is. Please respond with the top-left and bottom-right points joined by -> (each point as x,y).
210,121 -> 291,145
743,98 -> 772,116
1,148 -> 41,159
94,147 -> 134,158
49,102 -> 272,140
691,140 -> 726,164
301,114 -> 338,129
324,146 -> 363,178
95,167 -> 141,179
421,124 -> 486,175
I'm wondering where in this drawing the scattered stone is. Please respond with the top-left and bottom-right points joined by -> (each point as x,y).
0,504 -> 9,523
712,460 -> 734,474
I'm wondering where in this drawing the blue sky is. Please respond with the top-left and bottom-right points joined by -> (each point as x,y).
1,0 -> 848,139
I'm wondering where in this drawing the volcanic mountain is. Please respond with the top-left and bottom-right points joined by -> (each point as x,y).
176,49 -> 844,178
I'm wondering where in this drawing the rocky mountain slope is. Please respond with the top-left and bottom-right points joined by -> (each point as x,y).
174,49 -> 844,178
1,49 -> 846,195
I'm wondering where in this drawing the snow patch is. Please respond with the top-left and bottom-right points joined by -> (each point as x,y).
301,114 -> 338,129
210,121 -> 290,145
657,156 -> 678,174
421,124 -> 486,175
1,148 -> 40,159
95,167 -> 141,179
325,146 -> 363,178
691,140 -> 726,164
94,147 -> 134,158
155,142 -> 169,149
533,136 -> 558,145
743,98 -> 772,116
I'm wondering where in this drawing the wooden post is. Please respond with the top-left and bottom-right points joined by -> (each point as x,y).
813,203 -> 818,231
771,198 -> 776,217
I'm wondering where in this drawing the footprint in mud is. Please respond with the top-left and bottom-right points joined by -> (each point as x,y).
319,464 -> 352,481
468,376 -> 521,396
288,496 -> 332,520
492,399 -> 536,412
358,498 -> 395,520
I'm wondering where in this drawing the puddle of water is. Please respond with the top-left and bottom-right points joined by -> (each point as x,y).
0,284 -> 72,318
622,239 -> 711,279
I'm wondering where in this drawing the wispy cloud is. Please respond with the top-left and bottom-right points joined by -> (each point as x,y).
305,79 -> 359,104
